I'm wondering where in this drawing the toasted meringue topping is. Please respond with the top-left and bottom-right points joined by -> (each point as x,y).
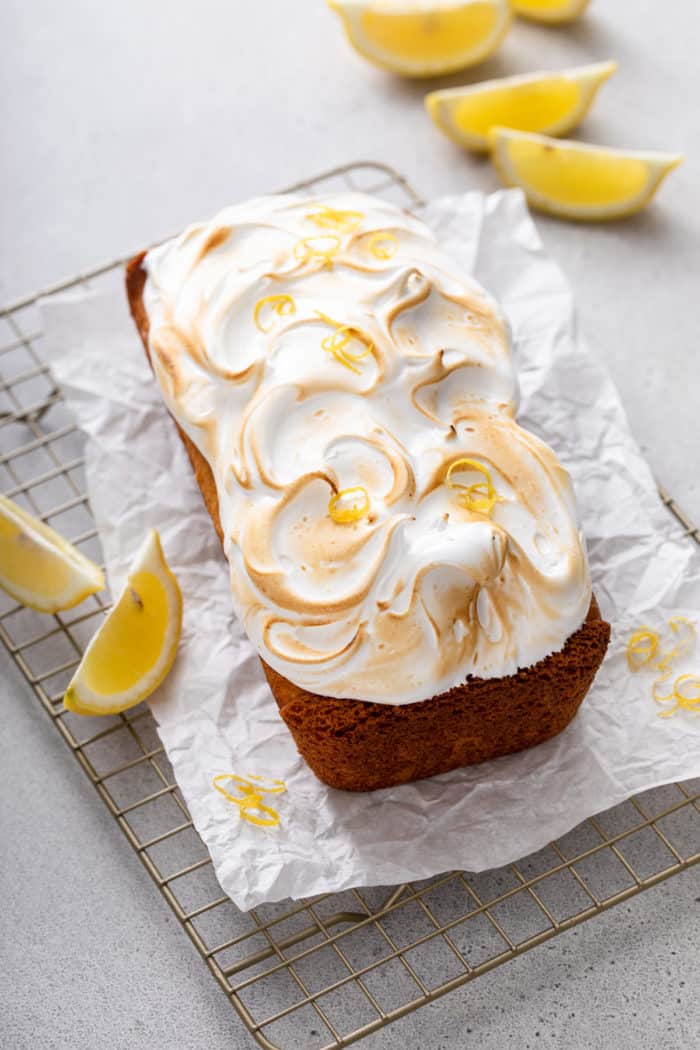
142,192 -> 591,703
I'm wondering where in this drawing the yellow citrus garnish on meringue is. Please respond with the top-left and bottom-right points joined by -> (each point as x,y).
328,486 -> 370,524
213,773 -> 287,828
327,0 -> 512,78
294,235 -> 342,268
489,127 -> 683,222
426,61 -> 616,153
511,0 -> 590,25
316,311 -> 375,374
0,492 -> 104,613
446,458 -> 501,516
253,294 -> 296,333
368,231 -> 399,259
63,530 -> 182,716
306,205 -> 364,233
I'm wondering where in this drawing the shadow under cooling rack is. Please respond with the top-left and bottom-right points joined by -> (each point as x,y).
1,161 -> 699,1050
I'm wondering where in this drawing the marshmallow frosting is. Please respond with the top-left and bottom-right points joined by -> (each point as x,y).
141,192 -> 591,704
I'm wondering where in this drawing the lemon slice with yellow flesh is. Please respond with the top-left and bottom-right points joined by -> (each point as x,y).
511,0 -> 590,24
426,61 -> 616,152
64,530 -> 182,716
327,0 -> 512,78
0,492 -> 104,613
489,127 -> 683,221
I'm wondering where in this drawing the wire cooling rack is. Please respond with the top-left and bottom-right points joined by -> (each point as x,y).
1,161 -> 699,1050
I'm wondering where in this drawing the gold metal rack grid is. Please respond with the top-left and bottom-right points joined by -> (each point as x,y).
1,162 -> 699,1050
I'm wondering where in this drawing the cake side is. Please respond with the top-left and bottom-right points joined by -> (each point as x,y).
127,252 -> 223,543
263,598 -> 609,790
126,251 -> 610,792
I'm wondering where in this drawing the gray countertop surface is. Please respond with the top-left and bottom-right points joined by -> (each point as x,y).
1,1 -> 699,1048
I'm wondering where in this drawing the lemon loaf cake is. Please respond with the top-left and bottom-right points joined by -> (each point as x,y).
126,192 -> 609,791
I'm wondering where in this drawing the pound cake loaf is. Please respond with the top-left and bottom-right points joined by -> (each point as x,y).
126,192 -> 609,791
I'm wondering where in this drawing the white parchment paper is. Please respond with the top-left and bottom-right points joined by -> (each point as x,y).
42,190 -> 700,911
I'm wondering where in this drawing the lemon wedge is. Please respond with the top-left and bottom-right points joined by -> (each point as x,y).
511,0 -> 590,23
327,0 -> 512,78
426,61 -> 616,152
489,127 -> 683,221
64,530 -> 182,716
0,493 -> 104,613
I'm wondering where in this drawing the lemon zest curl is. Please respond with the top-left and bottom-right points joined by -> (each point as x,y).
253,294 -> 296,333
626,617 -> 699,718
446,458 -> 502,517
368,231 -> 398,260
328,486 -> 370,525
212,773 -> 286,828
315,311 -> 374,374
669,674 -> 700,711
306,205 -> 364,233
626,627 -> 659,671
294,234 -> 342,269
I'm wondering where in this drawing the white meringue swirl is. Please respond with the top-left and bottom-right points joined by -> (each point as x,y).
142,192 -> 591,703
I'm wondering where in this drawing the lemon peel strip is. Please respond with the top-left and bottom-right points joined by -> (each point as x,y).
673,675 -> 700,710
213,773 -> 287,828
666,616 -> 696,661
328,486 -> 370,524
653,617 -> 696,675
652,669 -> 675,705
315,311 -> 374,374
626,627 -> 659,671
294,235 -> 342,269
626,617 -> 700,718
368,231 -> 399,260
253,294 -> 296,333
306,206 -> 364,233
657,676 -> 700,718
446,458 -> 502,516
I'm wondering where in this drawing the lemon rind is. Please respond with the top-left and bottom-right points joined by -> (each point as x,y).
63,530 -> 183,716
425,60 -> 617,152
328,0 -> 513,78
489,127 -> 683,222
2,580 -> 103,616
0,493 -> 104,613
511,0 -> 591,25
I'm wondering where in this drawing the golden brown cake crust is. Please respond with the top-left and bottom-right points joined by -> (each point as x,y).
126,254 -> 610,792
126,254 -> 224,543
